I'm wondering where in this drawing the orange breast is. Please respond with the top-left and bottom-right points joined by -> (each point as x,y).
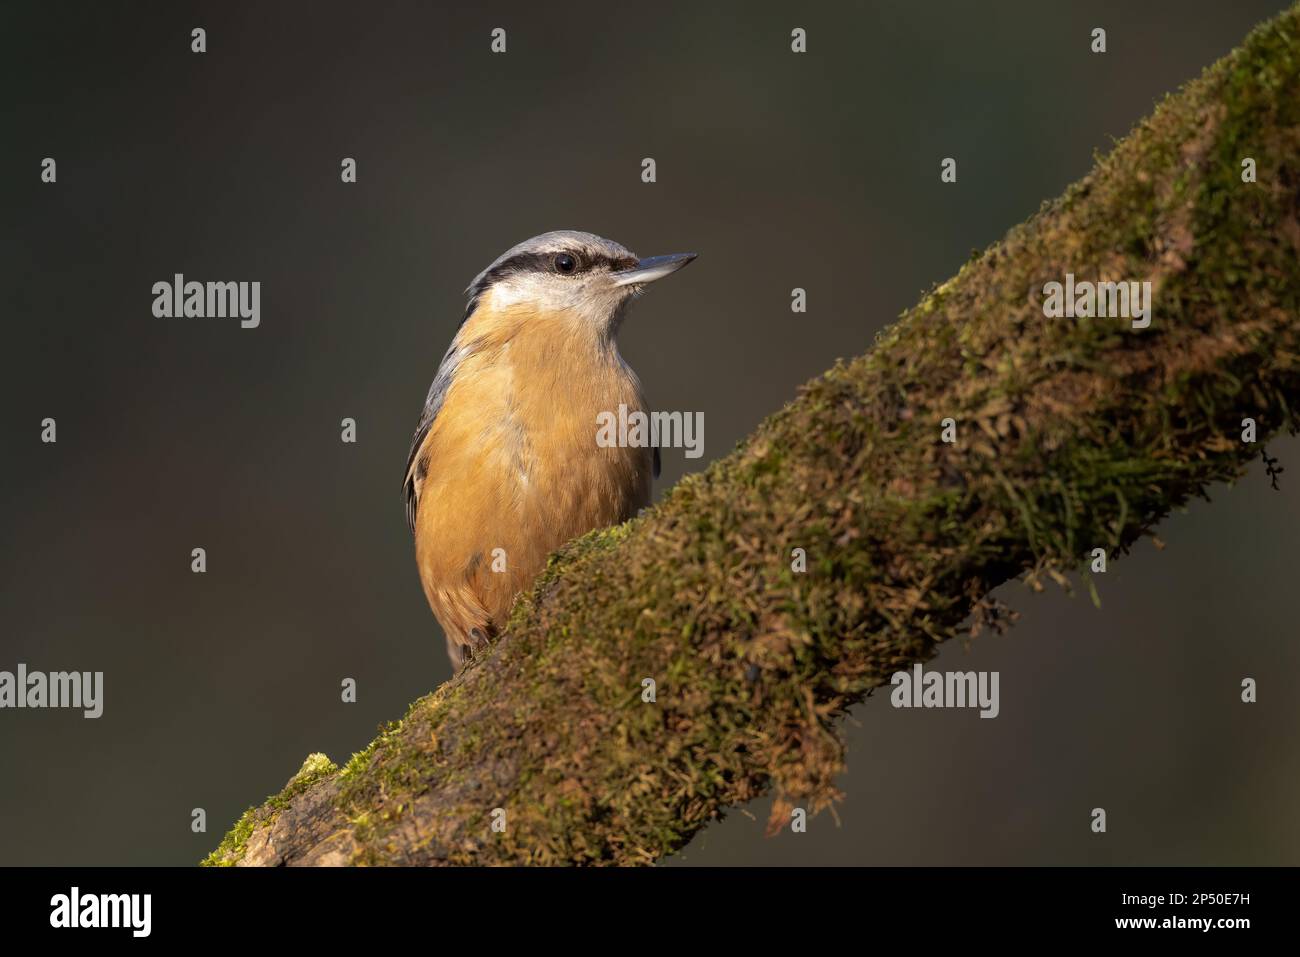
411,301 -> 653,647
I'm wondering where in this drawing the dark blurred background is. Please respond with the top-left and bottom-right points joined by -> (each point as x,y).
1,0 -> 1296,866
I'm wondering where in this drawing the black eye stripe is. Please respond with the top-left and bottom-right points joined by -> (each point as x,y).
490,250 -> 589,279
463,249 -> 622,323
493,251 -> 558,277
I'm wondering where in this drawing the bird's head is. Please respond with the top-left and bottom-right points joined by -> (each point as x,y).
462,230 -> 696,339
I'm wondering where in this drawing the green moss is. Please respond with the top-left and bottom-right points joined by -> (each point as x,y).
201,805 -> 257,867
201,752 -> 339,866
268,752 -> 338,810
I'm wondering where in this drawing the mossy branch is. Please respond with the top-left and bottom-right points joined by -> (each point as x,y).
207,7 -> 1300,866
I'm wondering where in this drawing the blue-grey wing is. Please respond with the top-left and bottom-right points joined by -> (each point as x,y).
403,340 -> 465,532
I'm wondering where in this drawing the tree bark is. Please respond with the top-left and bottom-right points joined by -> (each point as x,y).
206,6 -> 1300,866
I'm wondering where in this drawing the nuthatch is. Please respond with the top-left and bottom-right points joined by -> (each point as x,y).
403,230 -> 697,670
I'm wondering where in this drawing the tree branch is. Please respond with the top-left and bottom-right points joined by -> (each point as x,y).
206,6 -> 1300,866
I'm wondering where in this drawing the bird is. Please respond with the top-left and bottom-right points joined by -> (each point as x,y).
403,230 -> 697,670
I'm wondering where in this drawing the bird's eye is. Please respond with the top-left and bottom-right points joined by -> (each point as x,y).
553,253 -> 577,274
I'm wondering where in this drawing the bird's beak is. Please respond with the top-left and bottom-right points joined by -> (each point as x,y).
610,252 -> 697,287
